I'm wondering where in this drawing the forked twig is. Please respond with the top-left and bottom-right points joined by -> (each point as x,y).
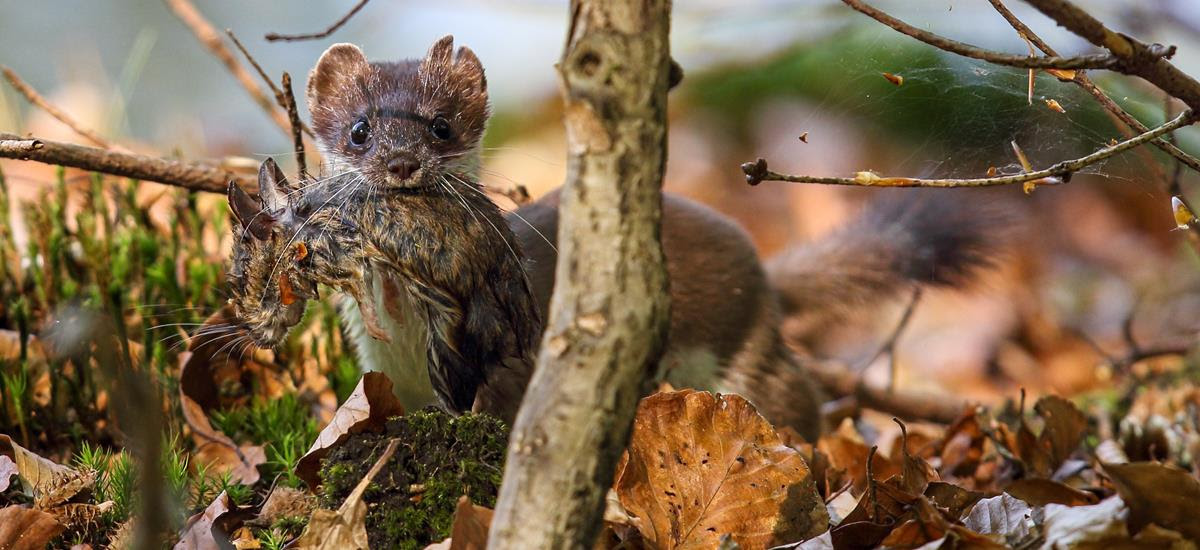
265,0 -> 370,42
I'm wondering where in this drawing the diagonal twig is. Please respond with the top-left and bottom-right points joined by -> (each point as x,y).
858,286 -> 923,392
225,29 -> 314,139
265,0 -> 370,42
2,66 -> 117,150
163,0 -> 294,138
841,0 -> 1173,71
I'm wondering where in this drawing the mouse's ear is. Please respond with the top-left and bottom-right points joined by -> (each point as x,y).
420,35 -> 455,79
308,43 -> 369,112
228,180 -> 273,241
257,157 -> 292,212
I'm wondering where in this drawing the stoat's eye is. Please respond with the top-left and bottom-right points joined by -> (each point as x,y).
429,116 -> 453,141
349,117 -> 371,146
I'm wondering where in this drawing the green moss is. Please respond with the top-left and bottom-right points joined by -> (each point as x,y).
317,409 -> 508,549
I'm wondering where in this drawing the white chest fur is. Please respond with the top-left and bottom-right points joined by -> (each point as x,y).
338,267 -> 437,410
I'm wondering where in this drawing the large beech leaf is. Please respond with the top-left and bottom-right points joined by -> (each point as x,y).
615,390 -> 828,550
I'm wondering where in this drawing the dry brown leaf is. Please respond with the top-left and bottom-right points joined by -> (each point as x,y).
436,496 -> 494,550
924,481 -> 984,518
296,372 -> 405,489
0,434 -> 94,509
292,439 -> 401,550
1004,478 -> 1096,507
254,485 -> 317,528
818,419 -> 900,494
1103,461 -> 1200,541
179,306 -> 267,485
175,491 -> 231,550
0,506 -> 65,550
615,390 -> 828,550
181,395 -> 266,485
894,421 -> 938,495
231,527 -> 260,549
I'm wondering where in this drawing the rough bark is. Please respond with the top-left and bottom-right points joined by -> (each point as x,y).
488,1 -> 673,548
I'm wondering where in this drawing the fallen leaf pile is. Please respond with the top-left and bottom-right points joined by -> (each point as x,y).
9,372 -> 1200,549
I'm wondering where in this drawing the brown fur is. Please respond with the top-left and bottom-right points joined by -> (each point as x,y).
224,37 -> 1003,439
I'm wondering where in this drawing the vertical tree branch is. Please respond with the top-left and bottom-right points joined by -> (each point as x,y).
489,1 -> 673,548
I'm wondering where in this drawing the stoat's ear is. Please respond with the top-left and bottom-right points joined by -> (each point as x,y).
453,45 -> 487,95
420,35 -> 456,77
228,180 -> 273,241
307,43 -> 369,112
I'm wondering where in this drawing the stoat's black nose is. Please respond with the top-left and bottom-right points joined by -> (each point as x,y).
387,154 -> 421,180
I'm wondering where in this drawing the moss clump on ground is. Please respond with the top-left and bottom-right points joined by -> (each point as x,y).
318,408 -> 508,549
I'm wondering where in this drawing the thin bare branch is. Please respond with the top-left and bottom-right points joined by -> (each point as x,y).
985,0 -> 1200,175
225,29 -> 314,139
1024,0 -> 1200,111
163,0 -> 294,137
265,0 -> 370,42
743,109 -> 1196,188
859,286 -> 923,392
0,132 -> 250,193
2,66 -> 115,150
281,72 -> 307,180
840,0 -> 1171,71
809,360 -> 968,425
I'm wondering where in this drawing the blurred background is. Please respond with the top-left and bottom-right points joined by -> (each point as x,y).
1,0 -> 1199,414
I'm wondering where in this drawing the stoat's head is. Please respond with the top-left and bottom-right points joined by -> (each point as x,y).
226,158 -> 317,348
307,36 -> 489,191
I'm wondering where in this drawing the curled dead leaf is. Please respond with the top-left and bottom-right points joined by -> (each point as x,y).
179,306 -> 268,485
296,372 -> 404,490
0,434 -> 94,509
174,491 -> 232,550
293,439 -> 401,550
615,390 -> 828,549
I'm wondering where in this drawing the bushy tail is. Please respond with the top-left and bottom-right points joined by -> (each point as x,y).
765,190 -> 1008,339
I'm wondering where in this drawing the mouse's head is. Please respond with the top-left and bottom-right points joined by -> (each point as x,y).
226,158 -> 318,348
307,36 -> 489,192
